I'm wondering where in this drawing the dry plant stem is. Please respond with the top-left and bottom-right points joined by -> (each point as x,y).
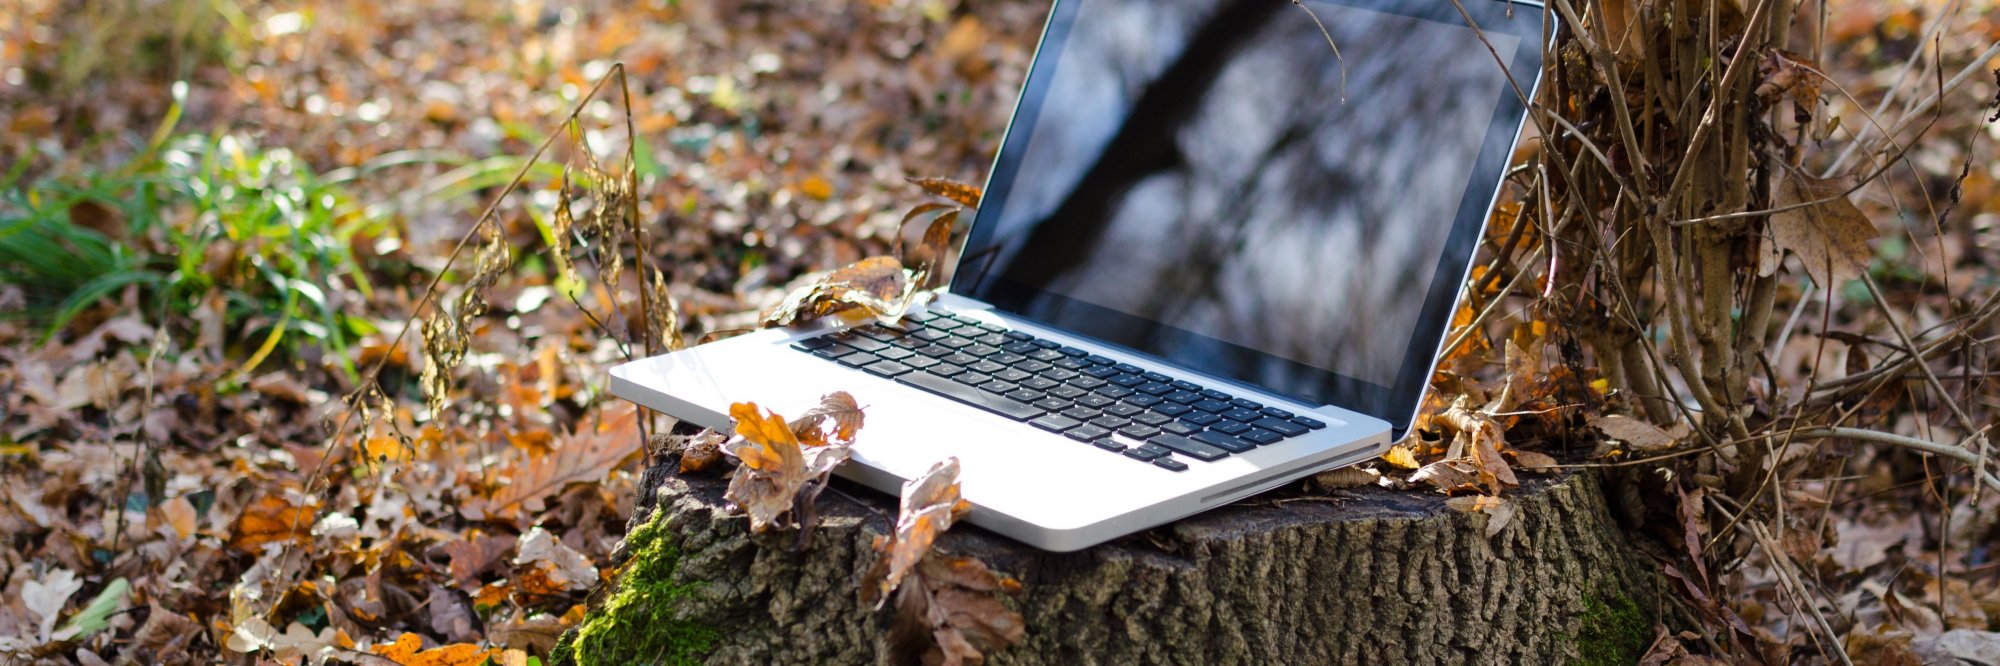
1824,0 -> 1963,172
1749,521 -> 1854,666
1828,38 -> 2000,177
1860,274 -> 1981,436
1785,427 -> 2000,491
270,65 -> 631,621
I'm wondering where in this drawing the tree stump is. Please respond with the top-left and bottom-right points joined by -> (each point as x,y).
557,461 -> 1660,665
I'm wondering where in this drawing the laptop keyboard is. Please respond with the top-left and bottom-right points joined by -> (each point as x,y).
788,310 -> 1326,472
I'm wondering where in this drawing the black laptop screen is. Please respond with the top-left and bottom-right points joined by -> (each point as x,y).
951,0 -> 1546,431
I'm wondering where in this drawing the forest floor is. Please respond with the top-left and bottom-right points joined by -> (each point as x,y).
1,0 -> 1998,664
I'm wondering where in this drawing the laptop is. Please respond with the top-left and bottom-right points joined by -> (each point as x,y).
612,0 -> 1550,551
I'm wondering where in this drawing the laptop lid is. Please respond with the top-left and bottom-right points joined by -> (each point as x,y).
947,0 -> 1549,437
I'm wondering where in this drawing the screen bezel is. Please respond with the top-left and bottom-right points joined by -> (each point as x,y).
949,0 -> 1553,437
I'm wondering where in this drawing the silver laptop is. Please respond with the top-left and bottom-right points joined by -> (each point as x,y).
612,0 -> 1549,551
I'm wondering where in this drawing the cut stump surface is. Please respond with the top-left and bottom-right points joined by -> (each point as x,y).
562,460 -> 1657,665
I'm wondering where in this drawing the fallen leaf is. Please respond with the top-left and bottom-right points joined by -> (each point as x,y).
1445,495 -> 1516,537
1380,444 -> 1420,469
23,568 -> 82,641
861,457 -> 970,608
514,526 -> 598,592
1770,173 -> 1875,287
905,176 -> 983,208
788,391 -> 866,446
1591,414 -> 1678,452
1511,450 -> 1559,471
476,403 -> 642,521
371,632 -> 500,666
677,431 -> 725,473
1409,459 -> 1481,494
229,494 -> 319,554
442,533 -> 517,586
1311,466 -> 1381,490
722,399 -> 853,532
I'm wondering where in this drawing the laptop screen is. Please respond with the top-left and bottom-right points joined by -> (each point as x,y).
950,0 -> 1547,430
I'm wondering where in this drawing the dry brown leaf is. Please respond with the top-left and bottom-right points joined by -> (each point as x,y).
1380,444 -> 1420,469
1591,414 -> 1679,452
1409,459 -> 1481,494
911,210 -> 958,290
441,533 -> 516,586
1512,450 -> 1559,471
760,256 -> 918,328
1312,466 -> 1381,490
862,457 -> 971,608
906,176 -> 983,208
722,400 -> 852,532
789,391 -> 866,446
475,403 -> 642,521
1445,495 -> 1516,538
678,431 -> 725,474
370,632 -> 500,666
229,495 -> 319,554
1770,173 -> 1875,287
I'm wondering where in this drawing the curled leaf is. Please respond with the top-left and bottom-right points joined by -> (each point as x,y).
861,457 -> 971,609
905,176 -> 983,208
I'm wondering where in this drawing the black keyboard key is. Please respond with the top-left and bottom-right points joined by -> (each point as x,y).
1133,411 -> 1172,426
904,355 -> 940,370
969,360 -> 1007,375
1040,368 -> 1077,381
1094,385 -> 1134,398
1105,403 -> 1144,417
1093,439 -> 1127,453
1031,415 -> 1081,433
1211,420 -> 1252,435
1162,421 -> 1201,436
1165,391 -> 1203,404
1125,394 -> 1165,408
1069,376 -> 1108,390
1003,331 -> 1033,341
1222,408 -> 1264,423
1089,415 -> 1129,430
988,352 -> 1028,366
1033,395 -> 1072,410
978,379 -> 1019,394
1005,389 -> 1045,403
939,336 -> 976,349
1142,371 -> 1172,383
1048,386 -> 1088,400
993,369 -> 1033,383
1123,447 -> 1166,462
897,372 -> 1044,421
1155,403 -> 1194,417
794,337 -> 834,350
1027,349 -> 1066,362
1253,417 -> 1308,437
1113,363 -> 1144,374
836,352 -> 873,367
876,347 -> 916,361
1086,355 -> 1116,366
1059,346 -> 1089,357
1151,434 -> 1230,461
1262,407 -> 1296,419
916,344 -> 954,358
1061,406 -> 1102,421
1118,424 -> 1162,440
941,352 -> 980,366
963,344 -> 1002,357
1230,398 -> 1263,410
1082,365 -> 1120,379
1136,382 -> 1175,396
974,332 -> 1009,346
1198,388 -> 1230,400
910,328 -> 952,341
1077,394 -> 1116,409
1066,425 -> 1112,442
1183,411 -> 1221,425
929,362 -> 967,377
1293,416 -> 1326,429
1053,358 -> 1089,370
1154,458 -> 1189,472
808,345 -> 849,360
1020,377 -> 1060,391
1177,381 -> 1207,393
1001,341 -> 1039,354
1240,429 -> 1282,445
1031,340 -> 1061,349
856,326 -> 905,342
1016,360 -> 1052,374
863,360 -> 912,378
1109,374 -> 1146,387
1192,430 -> 1255,453
1191,399 -> 1231,413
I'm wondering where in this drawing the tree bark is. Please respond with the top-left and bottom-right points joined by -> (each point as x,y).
569,463 -> 1658,665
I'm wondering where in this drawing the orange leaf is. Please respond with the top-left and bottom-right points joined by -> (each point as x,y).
477,403 -> 642,522
905,176 -> 982,208
371,632 -> 501,666
229,495 -> 319,554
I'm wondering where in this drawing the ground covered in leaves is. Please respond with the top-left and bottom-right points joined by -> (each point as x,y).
2,0 -> 2000,664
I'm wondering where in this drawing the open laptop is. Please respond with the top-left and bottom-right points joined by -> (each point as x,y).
612,0 -> 1549,551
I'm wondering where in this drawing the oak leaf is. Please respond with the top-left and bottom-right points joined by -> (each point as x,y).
1380,444 -> 1420,469
474,403 -> 642,522
788,391 -> 866,446
1590,414 -> 1678,452
760,256 -> 919,328
722,399 -> 854,532
1409,459 -> 1481,494
370,632 -> 500,666
1445,495 -> 1517,538
861,457 -> 972,608
1769,174 -> 1875,287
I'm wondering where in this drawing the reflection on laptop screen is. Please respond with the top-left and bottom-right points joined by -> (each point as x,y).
955,0 -> 1538,417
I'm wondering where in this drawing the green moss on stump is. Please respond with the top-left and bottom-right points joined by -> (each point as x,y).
552,511 -> 717,666
1570,588 -> 1653,666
